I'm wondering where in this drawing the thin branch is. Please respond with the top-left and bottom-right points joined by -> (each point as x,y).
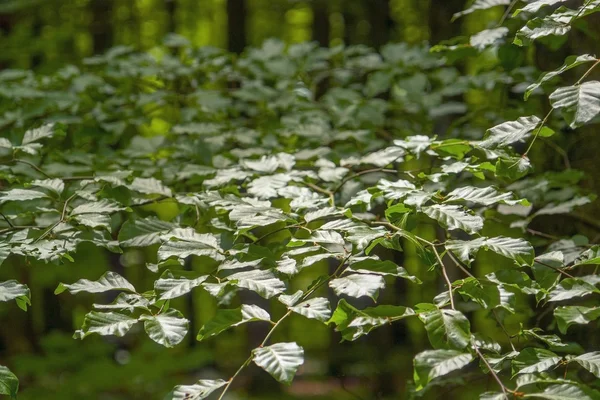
332,167 -> 398,195
13,159 -> 53,179
0,212 -> 13,228
254,224 -> 304,243
445,250 -> 476,279
535,259 -> 575,279
472,340 -> 511,399
497,0 -> 519,27
492,309 -> 516,352
216,310 -> 293,400
129,196 -> 172,208
432,245 -> 455,310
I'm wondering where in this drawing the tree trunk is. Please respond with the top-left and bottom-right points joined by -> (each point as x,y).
367,0 -> 391,48
227,0 -> 246,54
312,0 -> 330,47
428,0 -> 464,44
166,0 -> 177,33
90,0 -> 113,54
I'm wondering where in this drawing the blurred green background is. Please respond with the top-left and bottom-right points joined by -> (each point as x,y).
2,1 -> 600,399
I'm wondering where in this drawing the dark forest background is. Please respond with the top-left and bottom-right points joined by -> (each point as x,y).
2,1 -> 600,399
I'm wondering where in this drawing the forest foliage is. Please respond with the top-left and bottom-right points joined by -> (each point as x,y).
2,0 -> 600,399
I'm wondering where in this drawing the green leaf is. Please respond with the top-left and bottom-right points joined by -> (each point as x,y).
414,349 -> 473,388
22,123 -> 54,144
347,258 -> 421,283
0,365 -> 18,399
554,305 -> 600,334
548,278 -> 600,302
514,18 -> 571,47
0,188 -> 48,204
197,304 -> 271,341
419,309 -> 471,350
452,0 -> 510,20
328,299 -> 415,341
71,199 -> 124,215
30,178 -> 64,195
523,384 -> 591,400
514,0 -> 568,15
289,230 -> 345,246
0,280 -> 30,305
479,116 -> 541,149
549,81 -> 600,128
422,204 -> 483,234
158,228 -> 224,262
574,246 -> 600,266
119,217 -> 177,247
495,157 -> 532,180
55,271 -> 136,295
226,269 -> 286,299
140,309 -> 189,348
526,54 -> 597,100
470,28 -> 509,51
155,274 -> 209,300
252,342 -> 304,385
129,177 -> 172,197
446,236 -> 534,266
169,380 -> 228,400
93,293 -> 150,313
513,348 -> 562,374
74,311 -> 138,339
444,186 -> 525,206
571,352 -> 600,378
329,274 -> 385,301
289,297 -> 331,322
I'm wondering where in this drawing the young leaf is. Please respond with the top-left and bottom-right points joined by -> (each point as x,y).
479,116 -> 541,149
446,236 -> 534,266
55,271 -> 136,295
158,228 -> 224,262
444,186 -> 523,206
526,54 -> 597,100
549,81 -> 600,128
74,311 -> 139,339
119,217 -> 177,247
0,280 -> 30,304
414,349 -> 473,388
422,204 -> 483,234
140,309 -> 189,348
554,306 -> 600,334
513,348 -> 562,374
154,275 -> 209,300
196,304 -> 271,341
522,384 -> 591,400
22,123 -> 54,145
347,259 -> 421,283
571,352 -> 600,378
547,278 -> 600,302
328,299 -> 415,341
289,297 -> 331,323
0,189 -> 49,204
252,342 -> 304,385
226,269 -> 286,299
419,309 -> 471,350
0,365 -> 18,399
452,0 -> 510,20
169,379 -> 228,400
329,274 -> 385,301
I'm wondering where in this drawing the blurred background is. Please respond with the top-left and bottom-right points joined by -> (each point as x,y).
0,0 -> 470,71
1,1 -> 600,399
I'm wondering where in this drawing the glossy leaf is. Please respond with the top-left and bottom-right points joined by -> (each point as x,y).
252,342 -> 304,385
